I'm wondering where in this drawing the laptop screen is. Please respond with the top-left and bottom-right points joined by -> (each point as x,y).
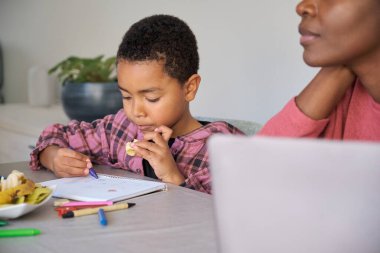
209,136 -> 380,253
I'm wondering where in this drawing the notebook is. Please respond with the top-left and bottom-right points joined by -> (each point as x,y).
208,135 -> 380,253
41,174 -> 167,202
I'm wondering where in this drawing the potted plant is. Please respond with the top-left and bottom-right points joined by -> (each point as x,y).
48,55 -> 122,122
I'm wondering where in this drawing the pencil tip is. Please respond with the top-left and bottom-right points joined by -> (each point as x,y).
89,168 -> 99,179
128,203 -> 136,208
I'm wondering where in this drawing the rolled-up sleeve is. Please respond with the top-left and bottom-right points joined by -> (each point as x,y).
258,98 -> 329,138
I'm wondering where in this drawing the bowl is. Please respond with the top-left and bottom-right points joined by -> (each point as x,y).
0,186 -> 54,219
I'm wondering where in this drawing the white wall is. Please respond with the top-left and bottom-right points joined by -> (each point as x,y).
0,0 -> 318,125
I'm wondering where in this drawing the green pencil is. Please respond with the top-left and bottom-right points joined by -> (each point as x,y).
0,220 -> 8,226
0,228 -> 41,237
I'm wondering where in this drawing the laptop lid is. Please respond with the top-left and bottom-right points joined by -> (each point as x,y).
209,136 -> 380,253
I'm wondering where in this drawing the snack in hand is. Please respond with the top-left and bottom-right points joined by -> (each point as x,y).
125,139 -> 138,156
0,170 -> 52,206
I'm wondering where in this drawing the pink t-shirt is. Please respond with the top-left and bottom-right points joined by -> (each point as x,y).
258,79 -> 380,141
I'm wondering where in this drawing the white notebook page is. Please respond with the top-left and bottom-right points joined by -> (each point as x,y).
41,174 -> 167,201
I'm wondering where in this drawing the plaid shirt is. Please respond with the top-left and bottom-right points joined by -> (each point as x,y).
30,109 -> 244,194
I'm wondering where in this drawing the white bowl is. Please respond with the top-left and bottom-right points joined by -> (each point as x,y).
0,186 -> 54,219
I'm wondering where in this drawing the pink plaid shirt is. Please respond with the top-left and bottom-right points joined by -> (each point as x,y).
30,109 -> 244,194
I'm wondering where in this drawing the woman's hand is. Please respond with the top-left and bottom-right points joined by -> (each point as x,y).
296,66 -> 356,120
40,146 -> 92,178
132,126 -> 185,185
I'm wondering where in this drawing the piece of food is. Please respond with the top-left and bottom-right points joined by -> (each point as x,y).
25,186 -> 52,204
125,139 -> 138,156
0,170 -> 25,192
0,170 -> 52,206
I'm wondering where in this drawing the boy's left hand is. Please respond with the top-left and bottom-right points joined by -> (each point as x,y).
133,126 -> 185,185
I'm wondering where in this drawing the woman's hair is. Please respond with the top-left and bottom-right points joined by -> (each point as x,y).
117,14 -> 199,84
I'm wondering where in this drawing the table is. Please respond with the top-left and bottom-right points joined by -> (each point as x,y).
0,162 -> 218,253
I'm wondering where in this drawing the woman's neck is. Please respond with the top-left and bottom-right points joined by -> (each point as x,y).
350,51 -> 380,103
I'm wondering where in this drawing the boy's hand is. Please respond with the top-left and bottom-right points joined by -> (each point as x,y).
40,146 -> 92,178
133,126 -> 185,185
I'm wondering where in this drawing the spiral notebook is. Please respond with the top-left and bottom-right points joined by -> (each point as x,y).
41,174 -> 167,202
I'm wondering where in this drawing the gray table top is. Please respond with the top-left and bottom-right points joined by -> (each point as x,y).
0,162 -> 218,253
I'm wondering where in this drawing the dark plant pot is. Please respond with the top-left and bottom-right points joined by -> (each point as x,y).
62,82 -> 123,122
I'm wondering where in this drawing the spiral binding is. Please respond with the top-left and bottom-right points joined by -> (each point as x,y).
97,174 -> 167,191
98,173 -> 138,181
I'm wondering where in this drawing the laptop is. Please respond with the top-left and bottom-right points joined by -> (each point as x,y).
209,136 -> 380,253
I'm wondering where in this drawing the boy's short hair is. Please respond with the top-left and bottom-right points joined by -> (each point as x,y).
117,14 -> 199,84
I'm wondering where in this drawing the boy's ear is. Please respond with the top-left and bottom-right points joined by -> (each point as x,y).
184,74 -> 201,102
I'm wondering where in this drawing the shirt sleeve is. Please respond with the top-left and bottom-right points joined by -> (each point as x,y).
29,110 -> 134,170
258,97 -> 329,138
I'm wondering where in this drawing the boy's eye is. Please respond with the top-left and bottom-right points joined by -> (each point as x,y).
146,97 -> 160,103
122,96 -> 132,101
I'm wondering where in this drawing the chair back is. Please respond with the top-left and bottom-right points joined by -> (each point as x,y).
196,116 -> 261,135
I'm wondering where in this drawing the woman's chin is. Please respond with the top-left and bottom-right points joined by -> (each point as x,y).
303,54 -> 327,68
303,52 -> 344,68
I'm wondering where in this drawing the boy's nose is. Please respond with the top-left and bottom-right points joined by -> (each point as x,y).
131,100 -> 146,118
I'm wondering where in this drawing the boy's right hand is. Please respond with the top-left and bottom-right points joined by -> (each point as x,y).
39,146 -> 92,178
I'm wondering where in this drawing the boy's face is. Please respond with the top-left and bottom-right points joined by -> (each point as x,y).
117,60 -> 190,134
296,0 -> 380,68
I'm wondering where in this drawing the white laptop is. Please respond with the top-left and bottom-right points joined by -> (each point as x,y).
209,136 -> 380,253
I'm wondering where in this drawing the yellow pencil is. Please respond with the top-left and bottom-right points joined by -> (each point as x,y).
62,202 -> 135,218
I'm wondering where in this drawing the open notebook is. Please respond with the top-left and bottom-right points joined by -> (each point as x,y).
209,136 -> 380,253
41,174 -> 167,202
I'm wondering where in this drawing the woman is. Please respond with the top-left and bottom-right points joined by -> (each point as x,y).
259,0 -> 380,141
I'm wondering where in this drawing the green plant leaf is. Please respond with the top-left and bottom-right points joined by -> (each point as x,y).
48,55 -> 117,84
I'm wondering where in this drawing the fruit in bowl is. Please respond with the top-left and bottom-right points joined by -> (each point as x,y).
0,170 -> 52,206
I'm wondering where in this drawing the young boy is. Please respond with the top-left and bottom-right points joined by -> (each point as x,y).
258,0 -> 380,141
30,15 -> 244,194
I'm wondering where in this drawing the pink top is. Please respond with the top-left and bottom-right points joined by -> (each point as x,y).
258,79 -> 380,141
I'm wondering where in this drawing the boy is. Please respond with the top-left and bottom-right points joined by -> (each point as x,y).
30,15 -> 244,194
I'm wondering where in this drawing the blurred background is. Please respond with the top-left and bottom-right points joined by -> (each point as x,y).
0,0 -> 317,125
